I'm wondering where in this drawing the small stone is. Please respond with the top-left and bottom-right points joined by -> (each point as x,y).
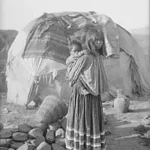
0,129 -> 12,139
104,116 -> 107,125
36,141 -> 51,150
49,122 -> 61,131
5,125 -> 18,134
31,136 -> 45,147
18,123 -> 31,133
0,139 -> 12,147
60,117 -> 67,131
3,108 -> 9,114
55,138 -> 65,147
142,118 -> 150,125
17,143 -> 35,150
134,125 -> 147,133
52,143 -> 66,150
0,123 -> 4,131
12,132 -> 28,142
46,130 -> 55,144
36,123 -> 48,133
28,128 -> 43,138
55,128 -> 65,138
0,147 -> 9,150
144,130 -> 150,138
105,130 -> 112,136
8,148 -> 15,150
10,141 -> 24,149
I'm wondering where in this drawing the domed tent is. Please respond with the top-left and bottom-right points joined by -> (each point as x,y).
6,11 -> 150,106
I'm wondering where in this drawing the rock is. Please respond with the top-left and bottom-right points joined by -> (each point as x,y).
12,132 -> 28,142
31,136 -> 45,147
10,141 -> 24,149
0,139 -> 12,147
55,128 -> 65,138
52,143 -> 66,150
0,147 -> 9,150
60,117 -> 67,131
105,130 -> 112,136
142,115 -> 150,125
36,123 -> 48,132
49,122 -> 61,131
18,123 -> 32,133
8,148 -> 15,150
17,143 -> 35,150
0,123 -> 4,131
55,138 -> 65,147
134,124 -> 147,134
104,116 -> 107,125
5,125 -> 18,134
0,130 -> 12,139
28,128 -> 43,138
144,130 -> 150,139
3,108 -> 9,114
36,141 -> 51,150
46,130 -> 55,144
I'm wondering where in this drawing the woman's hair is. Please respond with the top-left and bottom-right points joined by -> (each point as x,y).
82,25 -> 104,55
69,39 -> 82,53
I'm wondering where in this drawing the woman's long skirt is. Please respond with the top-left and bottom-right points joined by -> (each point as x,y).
65,85 -> 106,150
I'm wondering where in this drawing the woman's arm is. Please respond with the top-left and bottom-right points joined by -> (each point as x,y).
68,55 -> 91,86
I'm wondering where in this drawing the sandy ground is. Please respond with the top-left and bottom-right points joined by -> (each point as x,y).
0,93 -> 150,150
103,96 -> 150,150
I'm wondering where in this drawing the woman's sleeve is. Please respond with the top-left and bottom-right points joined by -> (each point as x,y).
68,55 -> 90,86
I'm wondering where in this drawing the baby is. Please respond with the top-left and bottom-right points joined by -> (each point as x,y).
66,39 -> 89,72
66,39 -> 89,94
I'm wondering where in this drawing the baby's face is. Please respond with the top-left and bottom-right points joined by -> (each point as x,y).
70,45 -> 79,55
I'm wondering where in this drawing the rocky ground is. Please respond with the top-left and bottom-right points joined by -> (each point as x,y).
0,93 -> 150,150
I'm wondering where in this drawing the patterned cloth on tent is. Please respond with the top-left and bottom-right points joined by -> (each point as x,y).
22,13 -> 72,64
21,12 -> 106,64
22,12 -> 120,65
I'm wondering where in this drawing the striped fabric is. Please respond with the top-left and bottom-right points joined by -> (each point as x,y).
22,12 -> 98,64
22,15 -> 71,64
65,81 -> 107,150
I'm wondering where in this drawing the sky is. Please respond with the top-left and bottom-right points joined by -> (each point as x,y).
0,0 -> 149,31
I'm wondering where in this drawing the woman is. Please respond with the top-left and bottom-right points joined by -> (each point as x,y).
65,26 -> 108,150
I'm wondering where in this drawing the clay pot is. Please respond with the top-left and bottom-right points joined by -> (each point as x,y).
114,89 -> 130,113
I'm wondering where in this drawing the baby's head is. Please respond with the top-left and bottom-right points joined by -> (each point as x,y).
69,39 -> 82,55
117,89 -> 124,96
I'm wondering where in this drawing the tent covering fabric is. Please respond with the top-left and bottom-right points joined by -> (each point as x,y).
6,12 -> 150,106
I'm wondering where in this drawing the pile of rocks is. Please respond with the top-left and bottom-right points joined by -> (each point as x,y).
0,117 -> 67,150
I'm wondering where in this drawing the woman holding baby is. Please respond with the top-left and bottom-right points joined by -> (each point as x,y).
65,25 -> 108,150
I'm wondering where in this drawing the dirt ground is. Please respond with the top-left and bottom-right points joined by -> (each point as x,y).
0,93 -> 150,150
